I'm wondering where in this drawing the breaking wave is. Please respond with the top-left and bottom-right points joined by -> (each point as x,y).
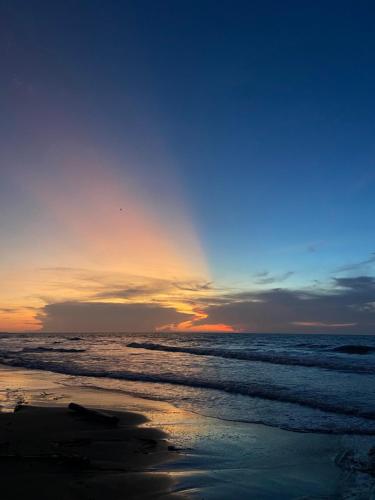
0,350 -> 374,429
126,342 -> 375,374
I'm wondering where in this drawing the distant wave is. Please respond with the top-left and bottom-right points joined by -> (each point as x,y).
332,345 -> 375,355
295,342 -> 328,348
0,352 -> 375,427
126,342 -> 375,374
22,347 -> 86,353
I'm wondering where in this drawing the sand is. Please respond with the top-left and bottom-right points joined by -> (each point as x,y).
0,404 -> 181,500
1,364 -> 374,498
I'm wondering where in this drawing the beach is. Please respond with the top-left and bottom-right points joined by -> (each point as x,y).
0,404 -> 179,500
1,359 -> 374,499
0,368 -> 185,500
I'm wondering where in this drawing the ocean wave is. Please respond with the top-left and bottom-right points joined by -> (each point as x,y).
69,382 -> 375,435
332,345 -> 375,355
126,342 -> 375,374
295,342 -> 328,348
22,347 -> 86,353
0,352 -> 375,428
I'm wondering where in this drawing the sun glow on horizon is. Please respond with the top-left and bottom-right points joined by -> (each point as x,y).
0,154 -> 230,332
157,305 -> 236,333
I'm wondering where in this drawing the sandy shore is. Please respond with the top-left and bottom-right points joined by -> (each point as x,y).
1,364 -> 374,499
0,363 -> 184,499
0,403 -> 182,500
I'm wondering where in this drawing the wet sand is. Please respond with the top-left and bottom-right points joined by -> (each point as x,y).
1,364 -> 374,499
0,403 -> 181,500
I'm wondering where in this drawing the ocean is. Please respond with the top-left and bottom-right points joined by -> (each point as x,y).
0,332 -> 374,435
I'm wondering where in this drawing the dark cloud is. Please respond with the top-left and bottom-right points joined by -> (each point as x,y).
253,271 -> 269,278
94,285 -> 164,300
198,276 -> 375,333
38,302 -> 192,333
334,276 -> 375,291
93,280 -> 216,301
34,274 -> 375,334
0,306 -> 36,314
173,281 -> 213,292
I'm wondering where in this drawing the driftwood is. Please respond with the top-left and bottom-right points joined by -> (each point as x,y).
68,403 -> 119,426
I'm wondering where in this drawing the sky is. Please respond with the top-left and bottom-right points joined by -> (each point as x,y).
1,0 -> 375,333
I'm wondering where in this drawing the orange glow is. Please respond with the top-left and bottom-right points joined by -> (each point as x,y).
0,308 -> 41,333
30,158 -> 208,280
177,323 -> 235,332
157,306 -> 235,333
1,155 -> 212,332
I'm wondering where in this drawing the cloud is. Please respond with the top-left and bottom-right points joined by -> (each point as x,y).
254,271 -> 294,285
38,301 -> 193,333
91,279 -> 219,305
334,276 -> 375,292
36,267 -> 217,305
173,281 -> 214,292
93,285 -> 167,300
306,244 -> 318,253
292,321 -> 356,328
335,252 -> 375,273
28,270 -> 375,334
197,276 -> 375,333
253,271 -> 269,278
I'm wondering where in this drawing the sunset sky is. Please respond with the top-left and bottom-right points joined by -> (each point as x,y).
1,1 -> 375,333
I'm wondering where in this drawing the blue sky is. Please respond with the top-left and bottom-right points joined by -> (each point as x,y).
1,1 -> 375,332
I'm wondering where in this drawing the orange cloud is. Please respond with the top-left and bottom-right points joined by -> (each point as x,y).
157,305 -> 235,333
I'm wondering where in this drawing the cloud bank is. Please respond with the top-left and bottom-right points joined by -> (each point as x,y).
38,302 -> 193,333
197,276 -> 375,333
36,275 -> 375,334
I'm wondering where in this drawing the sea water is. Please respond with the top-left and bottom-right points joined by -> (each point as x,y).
1,332 -> 375,498
0,332 -> 374,434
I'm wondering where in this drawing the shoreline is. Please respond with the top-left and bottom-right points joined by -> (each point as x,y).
1,364 -> 375,498
0,364 -> 190,499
